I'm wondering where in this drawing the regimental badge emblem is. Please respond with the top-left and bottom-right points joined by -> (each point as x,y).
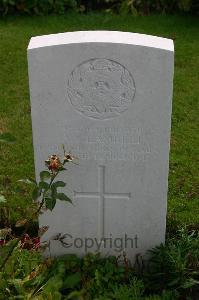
67,58 -> 136,119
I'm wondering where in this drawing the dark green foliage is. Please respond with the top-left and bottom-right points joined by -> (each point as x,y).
105,0 -> 199,15
0,0 -> 198,15
94,277 -> 145,299
143,291 -> 179,300
0,245 -> 42,298
0,0 -> 77,16
145,229 -> 199,298
96,285 -> 178,300
1,230 -> 199,299
82,253 -> 128,298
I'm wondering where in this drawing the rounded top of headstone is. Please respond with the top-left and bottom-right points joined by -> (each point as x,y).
28,31 -> 174,52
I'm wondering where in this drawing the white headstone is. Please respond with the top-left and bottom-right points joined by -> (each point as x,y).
28,31 -> 174,259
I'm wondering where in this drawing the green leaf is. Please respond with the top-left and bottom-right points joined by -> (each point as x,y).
40,171 -> 51,181
51,185 -> 57,199
0,195 -> 6,203
45,197 -> 56,211
56,193 -> 72,203
39,181 -> 49,190
0,133 -> 16,144
58,166 -> 66,171
32,187 -> 41,200
52,181 -> 66,188
63,273 -> 81,289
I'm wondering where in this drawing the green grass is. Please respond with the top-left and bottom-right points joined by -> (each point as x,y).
0,13 -> 198,225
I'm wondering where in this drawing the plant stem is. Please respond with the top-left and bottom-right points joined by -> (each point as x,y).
0,171 -> 59,272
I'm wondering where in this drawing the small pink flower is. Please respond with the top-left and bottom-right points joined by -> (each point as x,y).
45,154 -> 62,173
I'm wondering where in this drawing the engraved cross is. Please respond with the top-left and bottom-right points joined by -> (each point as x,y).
74,166 -> 131,239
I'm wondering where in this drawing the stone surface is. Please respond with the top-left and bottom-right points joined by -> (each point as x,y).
28,31 -> 174,259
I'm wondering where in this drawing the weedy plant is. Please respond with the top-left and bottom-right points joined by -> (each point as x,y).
0,146 -> 76,272
0,246 -> 43,298
145,228 -> 199,298
0,228 -> 198,299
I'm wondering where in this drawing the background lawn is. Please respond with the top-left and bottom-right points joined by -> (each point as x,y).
0,13 -> 198,227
